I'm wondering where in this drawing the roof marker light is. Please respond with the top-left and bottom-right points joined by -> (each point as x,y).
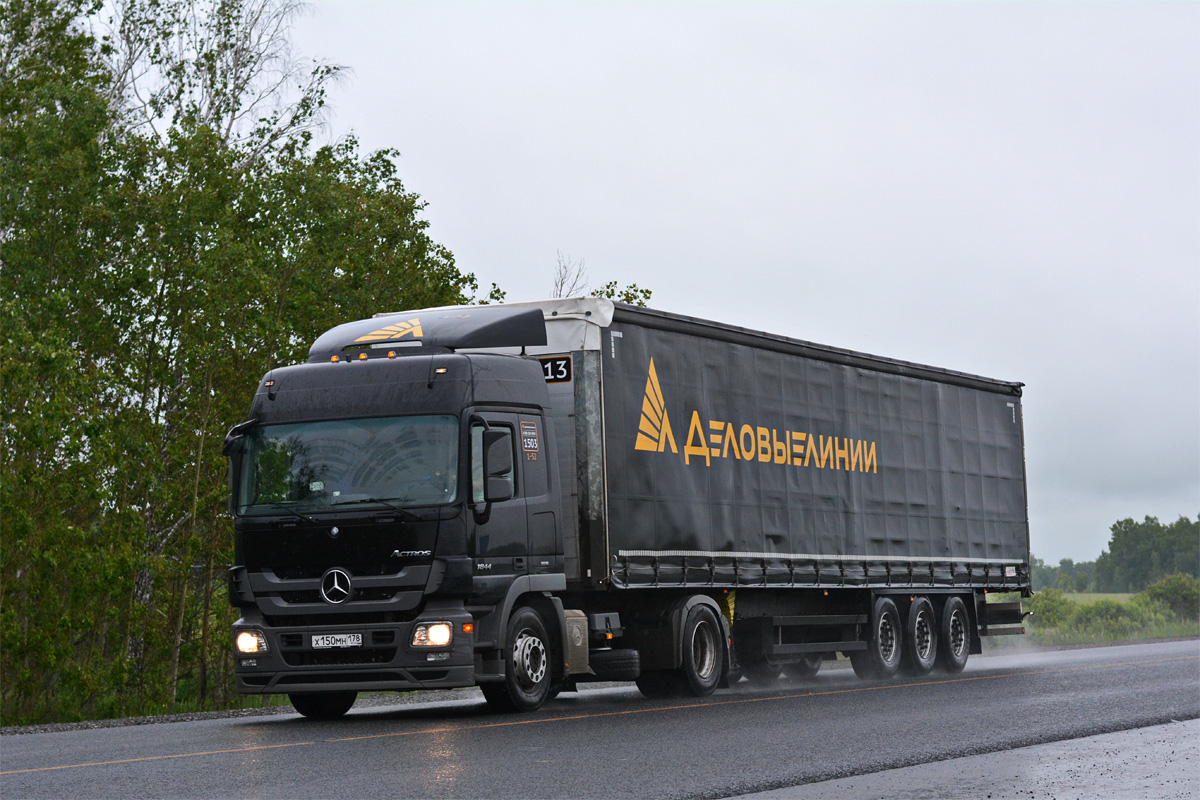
435,368 -> 448,374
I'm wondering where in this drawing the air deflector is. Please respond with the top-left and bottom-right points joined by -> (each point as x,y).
307,306 -> 548,362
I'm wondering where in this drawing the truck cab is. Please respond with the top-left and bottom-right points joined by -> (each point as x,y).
225,306 -> 566,717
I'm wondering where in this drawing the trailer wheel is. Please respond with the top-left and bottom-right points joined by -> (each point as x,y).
481,605 -> 554,712
289,691 -> 357,720
900,597 -> 938,676
936,596 -> 970,674
849,597 -> 902,680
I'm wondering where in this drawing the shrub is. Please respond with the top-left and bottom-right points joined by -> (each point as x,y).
1028,588 -> 1074,628
1140,574 -> 1200,621
1070,597 -> 1170,639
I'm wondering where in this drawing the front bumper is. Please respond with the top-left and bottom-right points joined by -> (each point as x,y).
233,607 -> 476,694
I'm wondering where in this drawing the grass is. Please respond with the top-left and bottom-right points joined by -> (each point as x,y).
985,585 -> 1198,649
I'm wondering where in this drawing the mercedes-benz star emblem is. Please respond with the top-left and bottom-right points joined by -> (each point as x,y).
320,568 -> 352,604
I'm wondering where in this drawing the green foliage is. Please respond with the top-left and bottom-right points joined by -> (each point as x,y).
1094,515 -> 1198,593
1027,588 -> 1073,628
592,280 -> 652,307
1,0 -> 481,725
1140,574 -> 1200,622
1031,555 -> 1095,592
1022,585 -> 1199,646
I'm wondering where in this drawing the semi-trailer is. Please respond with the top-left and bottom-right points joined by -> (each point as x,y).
224,298 -> 1030,718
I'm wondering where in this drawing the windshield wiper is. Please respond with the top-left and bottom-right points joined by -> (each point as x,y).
256,502 -> 323,525
330,496 -> 424,522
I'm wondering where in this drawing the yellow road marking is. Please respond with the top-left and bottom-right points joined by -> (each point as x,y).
4,654 -> 1195,775
1,741 -> 316,774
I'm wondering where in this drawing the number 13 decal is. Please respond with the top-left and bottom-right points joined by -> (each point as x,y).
538,356 -> 572,383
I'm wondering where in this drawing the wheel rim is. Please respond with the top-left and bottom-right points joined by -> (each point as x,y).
914,610 -> 933,661
949,610 -> 967,658
878,614 -> 897,663
691,620 -> 717,679
512,629 -> 547,690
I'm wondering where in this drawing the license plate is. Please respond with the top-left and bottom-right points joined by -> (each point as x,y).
311,633 -> 363,649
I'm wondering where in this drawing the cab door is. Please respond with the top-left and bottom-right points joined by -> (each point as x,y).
469,413 -> 528,578
515,415 -> 559,574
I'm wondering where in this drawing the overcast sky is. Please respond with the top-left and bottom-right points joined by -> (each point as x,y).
291,1 -> 1198,564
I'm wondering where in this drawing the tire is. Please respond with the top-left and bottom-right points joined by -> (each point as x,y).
787,654 -> 822,680
936,596 -> 971,674
289,691 -> 357,720
680,604 -> 723,697
589,648 -> 641,681
849,597 -> 903,680
481,605 -> 554,712
901,597 -> 938,676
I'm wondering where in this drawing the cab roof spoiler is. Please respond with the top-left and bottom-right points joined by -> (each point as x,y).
307,305 -> 547,362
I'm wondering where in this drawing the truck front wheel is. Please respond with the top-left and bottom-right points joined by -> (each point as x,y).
481,606 -> 554,712
289,691 -> 357,720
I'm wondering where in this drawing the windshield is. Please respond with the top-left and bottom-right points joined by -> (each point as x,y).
238,415 -> 459,515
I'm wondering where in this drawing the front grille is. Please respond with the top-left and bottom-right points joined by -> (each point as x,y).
280,591 -> 321,604
265,610 -> 420,627
283,647 -> 397,667
271,563 -> 419,580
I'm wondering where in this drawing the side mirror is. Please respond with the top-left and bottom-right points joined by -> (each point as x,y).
223,419 -> 256,514
222,418 -> 257,457
482,429 -> 514,503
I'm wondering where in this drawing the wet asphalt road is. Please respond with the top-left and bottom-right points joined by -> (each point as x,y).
3,640 -> 1197,799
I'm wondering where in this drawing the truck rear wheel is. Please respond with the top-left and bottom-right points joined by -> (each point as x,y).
900,596 -> 938,676
481,605 -> 554,712
849,597 -> 902,680
635,603 -> 724,699
936,596 -> 970,673
289,691 -> 357,720
680,604 -> 722,696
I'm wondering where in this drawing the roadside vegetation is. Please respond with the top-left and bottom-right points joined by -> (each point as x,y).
989,573 -> 1200,648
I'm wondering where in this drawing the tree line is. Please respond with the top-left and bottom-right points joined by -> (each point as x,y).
0,0 -> 491,725
1032,514 -> 1198,594
1,0 -> 648,726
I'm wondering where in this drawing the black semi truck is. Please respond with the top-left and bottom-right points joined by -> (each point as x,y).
224,299 -> 1030,718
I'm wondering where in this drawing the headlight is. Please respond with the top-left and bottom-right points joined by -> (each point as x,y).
412,622 -> 453,647
236,630 -> 268,654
